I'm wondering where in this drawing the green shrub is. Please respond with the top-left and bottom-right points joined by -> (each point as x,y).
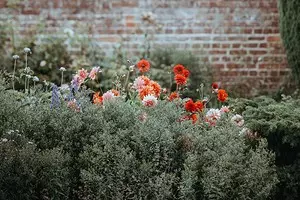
232,96 -> 300,200
0,73 -> 277,199
0,135 -> 69,200
278,0 -> 300,85
180,121 -> 277,200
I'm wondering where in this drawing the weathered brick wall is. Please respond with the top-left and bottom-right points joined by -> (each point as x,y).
0,0 -> 288,94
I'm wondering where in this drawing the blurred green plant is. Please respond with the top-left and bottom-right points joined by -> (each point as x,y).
278,0 -> 300,85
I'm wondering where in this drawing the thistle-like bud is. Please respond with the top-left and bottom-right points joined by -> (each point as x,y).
24,47 -> 31,53
33,76 -> 39,82
12,55 -> 20,60
59,67 -> 66,71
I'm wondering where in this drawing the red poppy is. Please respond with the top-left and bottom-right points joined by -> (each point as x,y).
217,89 -> 228,102
173,64 -> 185,74
175,74 -> 187,85
137,59 -> 150,73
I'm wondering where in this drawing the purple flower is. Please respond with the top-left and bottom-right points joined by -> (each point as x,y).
50,84 -> 60,109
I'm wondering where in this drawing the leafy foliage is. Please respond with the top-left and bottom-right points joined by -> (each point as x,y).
180,121 -> 277,200
231,96 -> 300,200
278,0 -> 300,85
0,82 -> 278,199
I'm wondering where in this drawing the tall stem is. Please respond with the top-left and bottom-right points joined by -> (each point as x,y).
12,60 -> 17,90
24,77 -> 27,92
169,71 -> 172,95
124,71 -> 130,93
25,53 -> 28,68
27,78 -> 30,92
61,71 -> 64,86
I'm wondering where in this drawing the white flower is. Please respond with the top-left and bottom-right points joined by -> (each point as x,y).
33,76 -> 39,82
231,114 -> 244,127
40,60 -> 47,67
24,47 -> 31,53
205,109 -> 221,126
12,55 -> 20,60
26,75 -> 32,79
142,94 -> 158,107
59,67 -> 66,71
206,109 -> 221,120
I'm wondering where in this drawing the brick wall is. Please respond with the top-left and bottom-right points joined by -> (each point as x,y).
0,0 -> 289,94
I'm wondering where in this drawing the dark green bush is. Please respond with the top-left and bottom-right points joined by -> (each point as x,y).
232,96 -> 300,200
0,134 -> 69,200
278,0 -> 300,85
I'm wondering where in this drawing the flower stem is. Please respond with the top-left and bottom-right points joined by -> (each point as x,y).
169,71 -> 172,95
12,59 -> 17,90
61,71 -> 64,86
124,71 -> 130,93
24,77 -> 27,92
27,78 -> 30,93
25,53 -> 28,68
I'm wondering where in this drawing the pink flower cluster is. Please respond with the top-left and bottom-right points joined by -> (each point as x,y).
71,67 -> 100,88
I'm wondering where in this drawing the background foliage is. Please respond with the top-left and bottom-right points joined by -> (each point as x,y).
278,0 -> 300,85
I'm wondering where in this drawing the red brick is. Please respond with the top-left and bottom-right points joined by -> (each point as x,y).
209,50 -> 227,55
249,50 -> 267,55
230,50 -> 247,55
232,44 -> 241,48
267,36 -> 281,42
250,71 -> 258,76
243,44 -> 258,48
259,43 -> 268,48
249,37 -> 265,41
0,0 -> 288,94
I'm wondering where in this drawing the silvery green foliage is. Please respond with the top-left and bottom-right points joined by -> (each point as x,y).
0,85 -> 278,200
0,131 -> 70,200
180,122 -> 278,200
81,100 -> 186,199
